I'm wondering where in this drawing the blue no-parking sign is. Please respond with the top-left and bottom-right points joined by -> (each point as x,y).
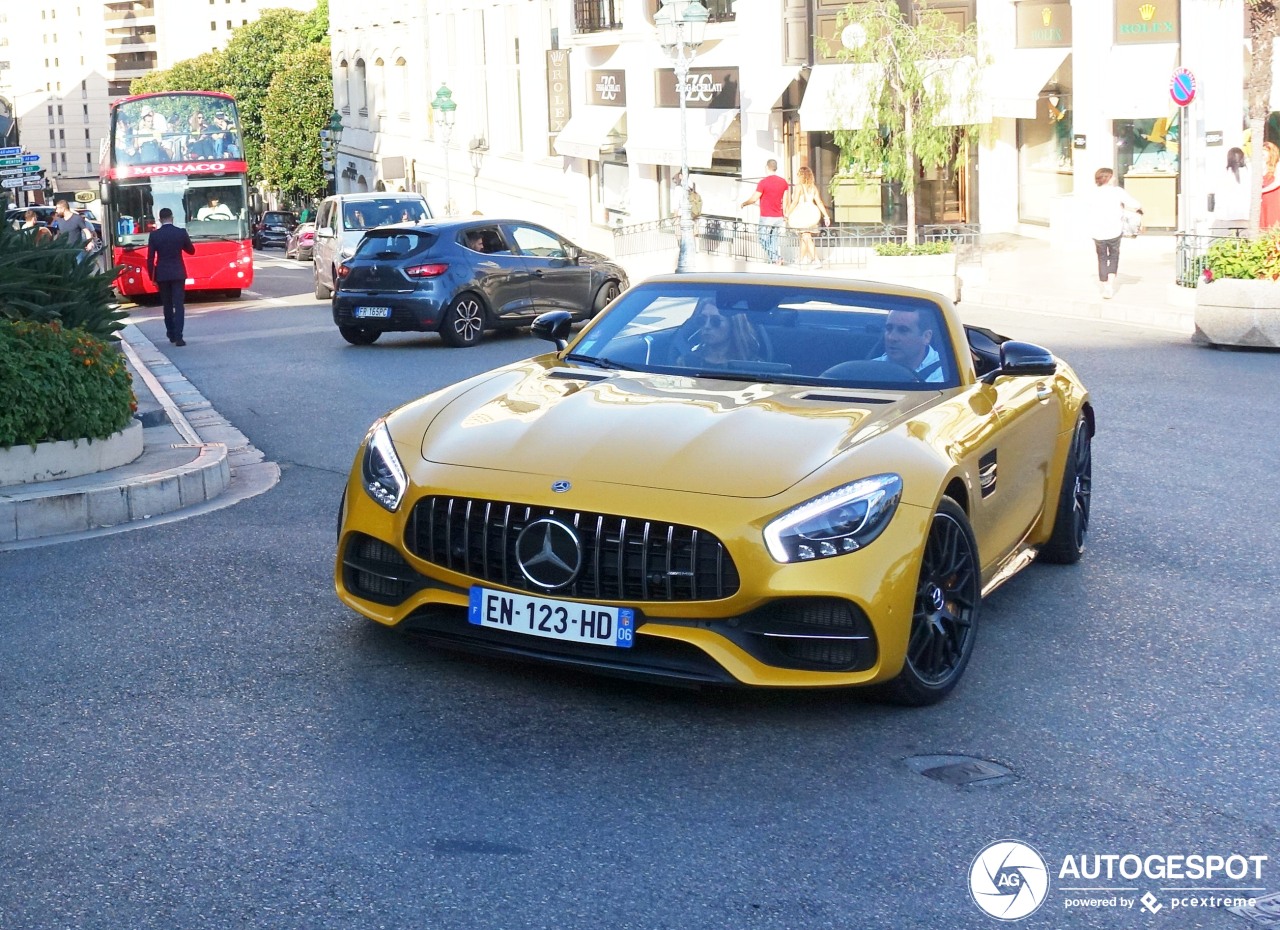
1170,68 -> 1196,107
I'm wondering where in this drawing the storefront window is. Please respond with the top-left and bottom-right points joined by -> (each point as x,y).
1114,114 -> 1179,229
1017,94 -> 1073,225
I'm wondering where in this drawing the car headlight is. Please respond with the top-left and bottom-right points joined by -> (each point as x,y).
763,474 -> 902,563
361,419 -> 407,512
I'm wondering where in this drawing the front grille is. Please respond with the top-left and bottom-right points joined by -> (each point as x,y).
405,496 -> 740,602
731,598 -> 878,672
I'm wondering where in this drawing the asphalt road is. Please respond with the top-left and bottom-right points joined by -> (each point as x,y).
2,254 -> 1277,930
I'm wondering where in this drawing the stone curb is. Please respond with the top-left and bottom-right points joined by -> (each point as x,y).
0,324 -> 277,549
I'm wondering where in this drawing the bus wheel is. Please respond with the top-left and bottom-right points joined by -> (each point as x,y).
226,289 -> 242,300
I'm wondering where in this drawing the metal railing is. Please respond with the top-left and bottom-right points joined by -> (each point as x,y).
1174,231 -> 1247,288
574,0 -> 623,33
612,216 -> 982,266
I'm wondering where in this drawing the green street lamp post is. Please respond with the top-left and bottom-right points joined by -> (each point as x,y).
432,84 -> 457,216
320,108 -> 344,196
655,0 -> 709,273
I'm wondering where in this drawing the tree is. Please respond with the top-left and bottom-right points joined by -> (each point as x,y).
261,43 -> 335,204
829,0 -> 984,242
130,51 -> 227,97
1246,1 -> 1278,234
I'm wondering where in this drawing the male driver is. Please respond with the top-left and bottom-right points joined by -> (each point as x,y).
196,195 -> 234,221
740,159 -> 789,265
147,207 -> 196,346
875,307 -> 945,382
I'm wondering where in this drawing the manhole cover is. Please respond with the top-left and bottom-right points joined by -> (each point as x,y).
905,754 -> 1016,787
1230,891 -> 1280,927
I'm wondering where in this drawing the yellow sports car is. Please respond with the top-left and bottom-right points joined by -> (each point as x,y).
335,274 -> 1093,704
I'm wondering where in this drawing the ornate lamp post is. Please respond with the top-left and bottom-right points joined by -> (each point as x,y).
655,0 -> 709,273
319,108 -> 343,196
431,84 -> 457,216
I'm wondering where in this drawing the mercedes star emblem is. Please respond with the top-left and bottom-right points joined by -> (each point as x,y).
515,518 -> 583,589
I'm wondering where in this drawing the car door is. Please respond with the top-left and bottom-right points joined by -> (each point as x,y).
462,225 -> 535,320
974,374 -> 1062,563
313,200 -> 337,287
504,222 -> 593,316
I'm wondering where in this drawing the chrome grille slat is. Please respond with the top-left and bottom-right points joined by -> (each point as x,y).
406,496 -> 739,602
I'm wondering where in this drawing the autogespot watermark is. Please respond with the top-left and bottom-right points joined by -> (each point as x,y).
969,842 -> 1269,920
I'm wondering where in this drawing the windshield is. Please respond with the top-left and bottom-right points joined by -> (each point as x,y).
569,282 -> 959,389
112,95 -> 243,167
341,198 -> 431,230
111,176 -> 250,246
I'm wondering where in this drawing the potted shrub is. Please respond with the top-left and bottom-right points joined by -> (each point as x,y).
1194,231 -> 1280,348
863,240 -> 960,302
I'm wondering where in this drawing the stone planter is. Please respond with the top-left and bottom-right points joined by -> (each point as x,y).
1193,279 -> 1280,348
861,252 -> 961,303
0,419 -> 143,488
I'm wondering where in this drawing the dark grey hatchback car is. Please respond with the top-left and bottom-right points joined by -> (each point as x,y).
330,219 -> 628,346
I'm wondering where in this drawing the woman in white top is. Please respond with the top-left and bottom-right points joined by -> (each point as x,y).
1086,167 -> 1143,300
786,166 -> 831,268
1211,147 -> 1250,234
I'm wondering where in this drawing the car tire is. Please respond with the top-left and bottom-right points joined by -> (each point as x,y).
338,325 -> 380,346
592,279 -> 621,316
1039,412 -> 1092,565
314,267 -> 332,300
439,293 -> 486,347
879,497 -> 980,706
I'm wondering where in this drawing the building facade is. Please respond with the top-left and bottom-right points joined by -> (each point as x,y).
331,0 -> 1261,251
0,0 -> 315,198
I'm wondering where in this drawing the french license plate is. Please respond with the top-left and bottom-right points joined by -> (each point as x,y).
469,586 -> 635,649
354,305 -> 391,319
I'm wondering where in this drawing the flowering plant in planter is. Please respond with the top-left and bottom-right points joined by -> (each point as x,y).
1201,230 -> 1280,283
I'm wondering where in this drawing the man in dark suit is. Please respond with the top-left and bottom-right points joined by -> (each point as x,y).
147,207 -> 196,346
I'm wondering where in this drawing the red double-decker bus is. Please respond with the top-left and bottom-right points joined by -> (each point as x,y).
99,90 -> 253,298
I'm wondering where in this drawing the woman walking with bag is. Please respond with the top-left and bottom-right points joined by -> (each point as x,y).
1086,167 -> 1142,300
786,166 -> 830,268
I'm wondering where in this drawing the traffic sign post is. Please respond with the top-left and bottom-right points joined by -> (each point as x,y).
20,178 -> 44,190
1,177 -> 24,189
0,157 -> 22,167
0,146 -> 20,157
1170,68 -> 1196,108
21,154 -> 40,163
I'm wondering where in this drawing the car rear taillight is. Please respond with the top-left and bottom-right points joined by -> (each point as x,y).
336,264 -> 351,279
404,263 -> 448,279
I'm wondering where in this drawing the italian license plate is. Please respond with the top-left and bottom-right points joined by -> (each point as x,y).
354,305 -> 391,319
469,586 -> 635,648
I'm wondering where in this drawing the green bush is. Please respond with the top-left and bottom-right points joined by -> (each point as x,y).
1203,230 -> 1280,281
0,321 -> 136,449
0,223 -> 127,341
874,241 -> 954,257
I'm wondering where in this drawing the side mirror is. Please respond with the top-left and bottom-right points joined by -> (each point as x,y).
531,310 -> 575,351
317,227 -> 335,238
981,341 -> 1057,383
566,245 -> 582,264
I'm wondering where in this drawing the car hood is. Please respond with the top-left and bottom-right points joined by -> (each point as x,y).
418,361 -> 934,498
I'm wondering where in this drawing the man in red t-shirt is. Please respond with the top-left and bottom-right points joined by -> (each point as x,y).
741,159 -> 789,264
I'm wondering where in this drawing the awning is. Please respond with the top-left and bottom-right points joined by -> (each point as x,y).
625,108 -> 738,168
554,106 -> 626,160
1107,45 -> 1180,118
984,48 -> 1071,119
798,64 -> 884,132
743,64 -> 803,116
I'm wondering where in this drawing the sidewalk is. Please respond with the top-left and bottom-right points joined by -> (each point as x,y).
616,231 -> 1196,335
0,325 -> 278,550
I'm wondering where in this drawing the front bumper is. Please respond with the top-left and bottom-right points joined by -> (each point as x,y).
334,462 -> 930,689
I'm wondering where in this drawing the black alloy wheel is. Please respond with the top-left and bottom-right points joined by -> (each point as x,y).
440,293 -> 486,347
1039,412 -> 1092,564
338,325 -> 380,346
882,497 -> 980,706
592,280 -> 621,316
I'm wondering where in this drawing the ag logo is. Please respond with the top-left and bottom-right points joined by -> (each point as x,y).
969,840 -> 1050,921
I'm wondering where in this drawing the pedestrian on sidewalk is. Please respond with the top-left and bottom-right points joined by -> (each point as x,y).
786,166 -> 830,268
1210,147 -> 1250,235
1085,167 -> 1142,300
146,207 -> 196,346
741,159 -> 789,265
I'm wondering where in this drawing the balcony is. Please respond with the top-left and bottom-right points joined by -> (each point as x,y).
647,0 -> 735,23
574,0 -> 622,34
